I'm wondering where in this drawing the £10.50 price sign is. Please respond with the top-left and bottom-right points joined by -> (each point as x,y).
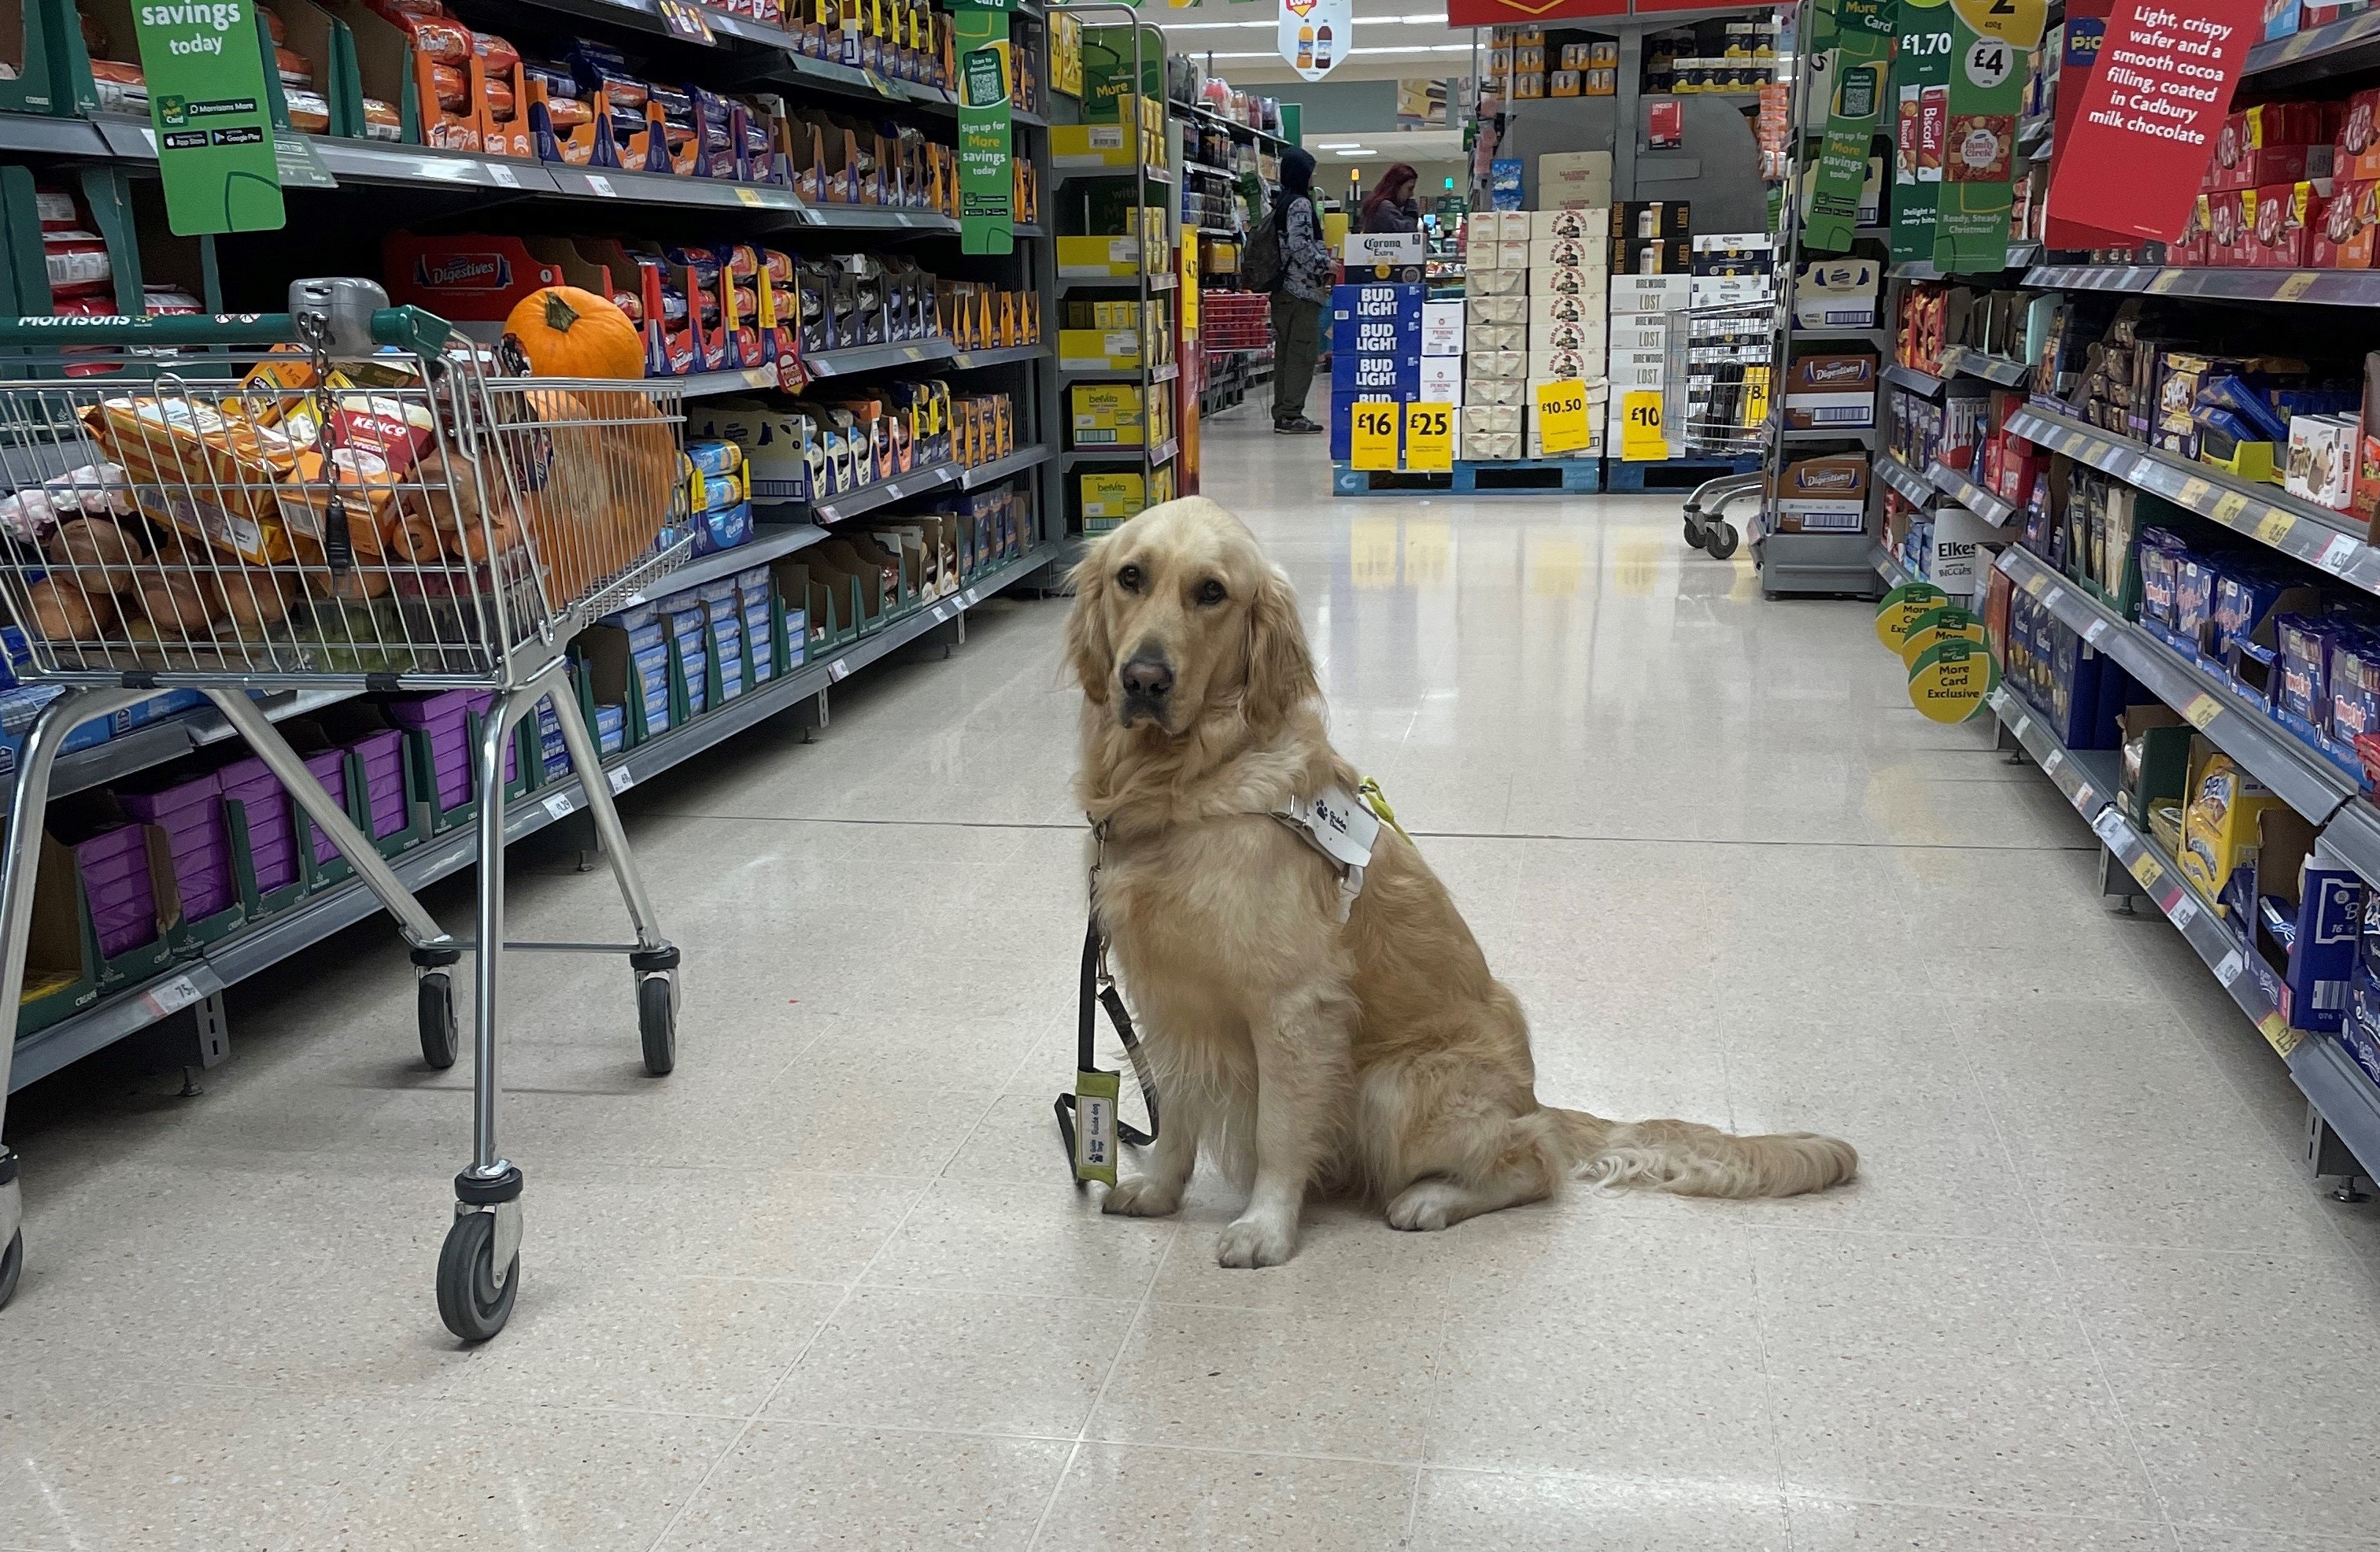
1533,378 -> 1593,457
1402,402 -> 1453,472
1350,400 -> 1401,471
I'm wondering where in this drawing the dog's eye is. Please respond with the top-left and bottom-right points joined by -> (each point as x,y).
1116,564 -> 1144,593
1196,579 -> 1227,606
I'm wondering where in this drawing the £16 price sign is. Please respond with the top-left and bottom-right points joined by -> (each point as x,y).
1402,402 -> 1453,472
1533,378 -> 1593,457
1350,400 -> 1401,471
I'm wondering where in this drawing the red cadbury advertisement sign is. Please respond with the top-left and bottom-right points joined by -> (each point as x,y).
2044,0 -> 2260,246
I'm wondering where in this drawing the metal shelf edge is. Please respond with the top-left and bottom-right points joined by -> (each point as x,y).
2007,405 -> 2380,596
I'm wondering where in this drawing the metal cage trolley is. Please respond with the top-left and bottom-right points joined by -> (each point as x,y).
1677,298 -> 1776,562
0,279 -> 691,1340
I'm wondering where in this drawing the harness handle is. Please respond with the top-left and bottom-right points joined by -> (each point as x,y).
1054,915 -> 1160,1181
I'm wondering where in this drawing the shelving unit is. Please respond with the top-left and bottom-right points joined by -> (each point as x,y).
0,0 -> 1074,1099
1047,11 -> 1178,534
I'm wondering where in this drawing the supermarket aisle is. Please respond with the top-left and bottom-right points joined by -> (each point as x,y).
9,419 -> 2380,1551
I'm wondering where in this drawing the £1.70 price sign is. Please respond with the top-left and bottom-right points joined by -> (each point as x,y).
1403,402 -> 1453,472
1350,399 -> 1401,471
1533,378 -> 1593,457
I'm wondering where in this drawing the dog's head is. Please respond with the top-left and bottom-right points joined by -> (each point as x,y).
1065,496 -> 1316,737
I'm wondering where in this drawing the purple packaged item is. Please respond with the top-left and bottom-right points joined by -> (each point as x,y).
346,728 -> 408,838
386,689 -> 477,733
118,771 -> 232,919
303,748 -> 349,864
216,755 -> 298,893
73,825 -> 157,958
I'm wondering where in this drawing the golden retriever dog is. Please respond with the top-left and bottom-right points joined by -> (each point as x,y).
1066,497 -> 1856,1267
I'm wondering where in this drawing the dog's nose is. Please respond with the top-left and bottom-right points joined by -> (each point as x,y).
1120,656 -> 1173,700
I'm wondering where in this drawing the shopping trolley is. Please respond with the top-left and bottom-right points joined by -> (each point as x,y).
0,279 -> 689,1340
1677,299 -> 1776,562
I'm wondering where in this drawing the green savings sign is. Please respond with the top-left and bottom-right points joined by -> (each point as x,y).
953,5 -> 1014,256
134,0 -> 285,235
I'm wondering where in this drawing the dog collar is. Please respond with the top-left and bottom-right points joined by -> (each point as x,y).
1273,785 -> 1381,922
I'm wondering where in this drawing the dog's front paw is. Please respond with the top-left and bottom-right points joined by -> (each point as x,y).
1214,1214 -> 1297,1268
1102,1176 -> 1182,1218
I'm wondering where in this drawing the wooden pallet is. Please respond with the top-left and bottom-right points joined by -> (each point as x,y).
1601,456 -> 1761,494
1332,458 -> 1603,497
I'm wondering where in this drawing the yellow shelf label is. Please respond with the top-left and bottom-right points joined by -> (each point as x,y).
2183,692 -> 2223,730
2256,510 -> 2293,548
2178,475 -> 2213,507
2259,1011 -> 2302,1057
2275,271 -> 2321,301
1349,400 -> 1399,471
1402,402 -> 1453,473
2129,852 -> 2164,889
2212,490 -> 2250,523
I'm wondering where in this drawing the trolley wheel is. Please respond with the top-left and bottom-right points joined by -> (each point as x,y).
1706,521 -> 1740,560
1681,518 -> 1706,550
638,974 -> 676,1077
0,1229 -> 21,1310
436,1210 -> 516,1342
418,971 -> 458,1070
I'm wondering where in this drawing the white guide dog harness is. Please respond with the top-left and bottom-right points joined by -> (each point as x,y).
1272,785 -> 1383,922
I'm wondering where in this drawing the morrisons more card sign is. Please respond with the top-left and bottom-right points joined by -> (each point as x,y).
134,0 -> 285,235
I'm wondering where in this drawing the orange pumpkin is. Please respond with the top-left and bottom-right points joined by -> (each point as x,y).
513,386 -> 675,604
501,286 -> 645,379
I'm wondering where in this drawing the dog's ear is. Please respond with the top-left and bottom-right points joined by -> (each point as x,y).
1243,564 -> 1317,731
1064,541 -> 1114,707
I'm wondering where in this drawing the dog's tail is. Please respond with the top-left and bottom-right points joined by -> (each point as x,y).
1550,1107 -> 1856,1199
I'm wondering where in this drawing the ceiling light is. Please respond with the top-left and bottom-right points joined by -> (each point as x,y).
1336,148 -> 1379,157
1313,140 -> 1365,149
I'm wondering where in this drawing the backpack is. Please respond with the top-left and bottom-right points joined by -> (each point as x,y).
1243,205 -> 1288,292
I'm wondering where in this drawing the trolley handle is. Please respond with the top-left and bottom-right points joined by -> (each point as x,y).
0,291 -> 451,360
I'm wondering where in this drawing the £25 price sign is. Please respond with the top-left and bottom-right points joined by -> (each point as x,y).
1350,399 -> 1401,471
1533,378 -> 1592,456
1402,402 -> 1453,472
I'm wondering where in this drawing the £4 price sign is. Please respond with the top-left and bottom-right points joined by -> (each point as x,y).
1403,402 -> 1453,472
1350,400 -> 1401,471
1534,378 -> 1593,457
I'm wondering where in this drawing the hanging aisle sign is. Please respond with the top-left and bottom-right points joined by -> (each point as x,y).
1934,0 -> 2052,271
1806,0 -> 1894,253
1280,0 -> 1351,81
133,0 -> 284,235
1890,0 -> 1955,268
2044,0 -> 2259,246
953,3 -> 1014,256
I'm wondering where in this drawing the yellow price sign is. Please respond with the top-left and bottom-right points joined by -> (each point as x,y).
2177,476 -> 2212,507
1620,390 -> 1666,461
2129,852 -> 2164,890
1403,402 -> 1454,473
2183,692 -> 2224,730
2149,269 -> 2185,294
2212,490 -> 2250,524
1743,366 -> 1772,429
2256,510 -> 2294,548
2276,271 -> 2321,301
2259,1011 -> 2303,1057
1536,378 -> 1595,457
1349,400 -> 1400,472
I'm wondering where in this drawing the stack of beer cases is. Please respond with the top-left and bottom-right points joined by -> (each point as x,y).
1462,211 -> 1531,461
1526,206 -> 1610,459
1683,234 -> 1778,446
1327,280 -> 1425,463
1421,296 -> 1465,407
1605,201 -> 1694,458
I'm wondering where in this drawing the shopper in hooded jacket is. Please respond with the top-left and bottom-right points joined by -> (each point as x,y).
1269,146 -> 1332,434
1359,163 -> 1421,234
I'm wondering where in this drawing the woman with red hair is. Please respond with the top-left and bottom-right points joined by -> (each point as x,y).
1360,163 -> 1421,233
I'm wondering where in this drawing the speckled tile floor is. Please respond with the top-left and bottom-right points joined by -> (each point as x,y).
7,405 -> 2380,1550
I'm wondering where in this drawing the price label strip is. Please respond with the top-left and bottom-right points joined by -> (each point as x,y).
1349,401 -> 1400,472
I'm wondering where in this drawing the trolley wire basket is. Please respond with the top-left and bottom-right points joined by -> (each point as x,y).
1679,299 -> 1777,560
0,279 -> 689,1339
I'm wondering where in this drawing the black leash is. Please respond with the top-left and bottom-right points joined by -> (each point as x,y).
1054,911 -> 1160,1184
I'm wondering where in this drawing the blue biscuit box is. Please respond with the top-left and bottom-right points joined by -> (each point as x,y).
1330,283 -> 1423,355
